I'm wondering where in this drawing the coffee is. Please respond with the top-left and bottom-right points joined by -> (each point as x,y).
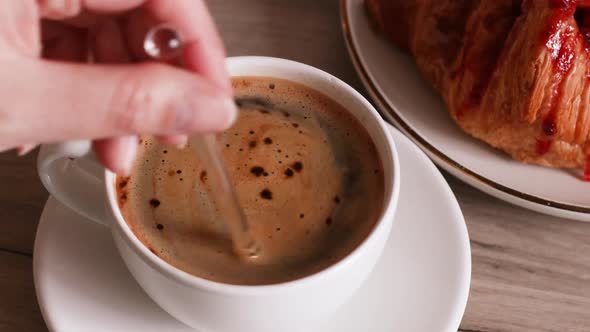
117,77 -> 384,285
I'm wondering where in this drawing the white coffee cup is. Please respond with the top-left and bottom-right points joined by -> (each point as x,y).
37,56 -> 400,332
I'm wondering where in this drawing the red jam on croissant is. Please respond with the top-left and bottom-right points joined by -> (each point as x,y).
366,0 -> 590,179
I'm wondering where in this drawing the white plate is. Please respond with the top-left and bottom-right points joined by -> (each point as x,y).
341,0 -> 590,222
33,126 -> 471,332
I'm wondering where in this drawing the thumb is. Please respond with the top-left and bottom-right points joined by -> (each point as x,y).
0,59 -> 236,147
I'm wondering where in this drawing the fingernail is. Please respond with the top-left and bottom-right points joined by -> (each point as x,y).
118,136 -> 138,176
175,136 -> 188,149
222,97 -> 238,127
175,96 -> 237,132
17,144 -> 37,156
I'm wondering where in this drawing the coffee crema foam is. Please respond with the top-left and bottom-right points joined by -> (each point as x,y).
117,77 -> 384,285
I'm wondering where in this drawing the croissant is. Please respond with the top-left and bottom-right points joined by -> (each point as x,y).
365,0 -> 590,177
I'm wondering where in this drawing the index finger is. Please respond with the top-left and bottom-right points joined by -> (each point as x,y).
81,0 -> 225,52
145,0 -> 230,93
41,0 -> 231,92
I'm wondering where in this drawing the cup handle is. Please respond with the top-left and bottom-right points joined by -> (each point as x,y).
37,140 -> 111,226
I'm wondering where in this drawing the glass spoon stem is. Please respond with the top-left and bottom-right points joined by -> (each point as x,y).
144,25 -> 260,259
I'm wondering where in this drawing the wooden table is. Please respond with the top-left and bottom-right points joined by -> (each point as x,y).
1,1 -> 589,331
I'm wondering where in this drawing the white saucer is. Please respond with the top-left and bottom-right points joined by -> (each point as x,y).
341,0 -> 590,222
33,126 -> 471,332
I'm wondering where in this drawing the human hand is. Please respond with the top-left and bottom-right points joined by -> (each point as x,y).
0,0 -> 236,174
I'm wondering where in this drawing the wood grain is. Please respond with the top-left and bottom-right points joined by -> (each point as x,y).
0,251 -> 47,332
448,175 -> 590,332
209,0 -> 365,92
0,0 -> 589,331
0,149 -> 46,255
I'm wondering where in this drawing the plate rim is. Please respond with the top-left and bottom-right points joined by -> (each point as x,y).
340,0 -> 590,219
388,127 -> 471,332
33,198 -> 61,332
